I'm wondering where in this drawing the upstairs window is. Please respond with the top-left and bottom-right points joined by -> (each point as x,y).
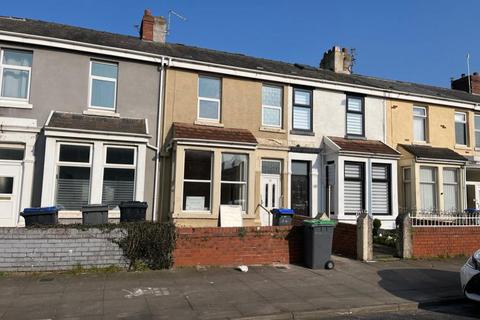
90,61 -> 118,110
475,115 -> 480,148
413,106 -> 427,142
346,95 -> 364,136
455,112 -> 467,145
198,76 -> 221,122
0,49 -> 33,101
292,88 -> 312,131
262,85 -> 282,127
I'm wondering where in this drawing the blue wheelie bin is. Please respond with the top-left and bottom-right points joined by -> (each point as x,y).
271,208 -> 295,226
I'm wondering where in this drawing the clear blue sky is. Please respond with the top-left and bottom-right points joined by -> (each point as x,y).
3,0 -> 479,88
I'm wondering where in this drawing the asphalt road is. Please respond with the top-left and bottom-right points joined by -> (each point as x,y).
324,300 -> 480,319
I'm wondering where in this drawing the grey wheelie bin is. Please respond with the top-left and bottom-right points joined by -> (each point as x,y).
303,219 -> 336,270
81,204 -> 109,225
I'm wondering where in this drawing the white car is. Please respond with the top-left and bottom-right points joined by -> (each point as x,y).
461,249 -> 480,301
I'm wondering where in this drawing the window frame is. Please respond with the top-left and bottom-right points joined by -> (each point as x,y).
413,106 -> 427,142
261,84 -> 283,128
88,60 -> 118,111
220,153 -> 248,212
261,159 -> 282,175
419,166 -> 438,212
345,94 -> 365,137
442,167 -> 460,213
292,87 -> 313,132
182,149 -> 213,213
455,111 -> 467,146
197,75 -> 221,123
475,114 -> 480,148
0,48 -> 33,102
343,161 -> 365,215
371,163 -> 392,216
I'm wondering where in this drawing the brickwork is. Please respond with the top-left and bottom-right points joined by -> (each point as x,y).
174,226 -> 304,267
412,227 -> 480,258
0,228 -> 127,271
332,222 -> 357,258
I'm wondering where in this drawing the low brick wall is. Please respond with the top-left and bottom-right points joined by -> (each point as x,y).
332,222 -> 357,258
412,227 -> 480,258
174,226 -> 303,266
0,228 -> 127,271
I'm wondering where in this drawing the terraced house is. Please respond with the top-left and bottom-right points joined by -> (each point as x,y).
1,10 -> 480,229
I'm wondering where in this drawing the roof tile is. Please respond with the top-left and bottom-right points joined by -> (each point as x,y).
173,123 -> 257,144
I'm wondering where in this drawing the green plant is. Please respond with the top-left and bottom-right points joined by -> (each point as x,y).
373,219 -> 382,236
237,227 -> 247,238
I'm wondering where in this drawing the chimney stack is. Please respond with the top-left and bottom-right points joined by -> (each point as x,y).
320,46 -> 352,74
451,73 -> 480,95
140,9 -> 167,43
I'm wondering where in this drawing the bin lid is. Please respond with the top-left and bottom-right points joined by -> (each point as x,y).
303,219 -> 337,226
82,204 -> 109,212
119,201 -> 148,208
271,208 -> 294,215
22,206 -> 59,216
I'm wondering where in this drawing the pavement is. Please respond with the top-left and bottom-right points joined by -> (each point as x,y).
0,256 -> 470,320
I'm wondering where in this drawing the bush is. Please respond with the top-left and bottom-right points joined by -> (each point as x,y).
373,219 -> 382,236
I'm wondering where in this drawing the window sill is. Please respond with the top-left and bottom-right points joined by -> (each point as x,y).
259,126 -> 286,133
455,144 -> 470,150
0,100 -> 33,109
344,135 -> 366,140
194,120 -> 224,127
412,141 -> 430,145
290,130 -> 314,136
83,109 -> 120,117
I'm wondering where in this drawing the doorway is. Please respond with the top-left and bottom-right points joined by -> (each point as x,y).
291,160 -> 310,216
260,160 -> 281,226
466,183 -> 480,209
0,162 -> 22,227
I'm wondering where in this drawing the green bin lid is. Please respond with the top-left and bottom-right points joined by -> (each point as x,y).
303,219 -> 337,226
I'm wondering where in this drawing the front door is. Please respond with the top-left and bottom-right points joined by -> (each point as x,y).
260,175 -> 281,225
291,161 -> 310,216
0,163 -> 22,227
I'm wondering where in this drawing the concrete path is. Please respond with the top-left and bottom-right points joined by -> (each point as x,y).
0,256 -> 466,320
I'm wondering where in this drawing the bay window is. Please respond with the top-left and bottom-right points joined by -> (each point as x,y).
183,150 -> 212,211
419,167 -> 437,212
198,76 -> 221,122
346,95 -> 364,136
475,115 -> 480,148
344,162 -> 364,215
102,146 -> 136,207
262,85 -> 282,127
1,49 -> 33,100
221,153 -> 248,211
371,164 -> 391,215
90,61 -> 118,110
292,88 -> 312,131
413,106 -> 427,142
443,168 -> 459,212
455,112 -> 467,145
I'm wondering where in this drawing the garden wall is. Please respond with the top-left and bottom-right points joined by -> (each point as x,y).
412,227 -> 480,258
332,222 -> 357,258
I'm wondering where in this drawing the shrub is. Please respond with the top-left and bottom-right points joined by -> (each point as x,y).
373,219 -> 382,236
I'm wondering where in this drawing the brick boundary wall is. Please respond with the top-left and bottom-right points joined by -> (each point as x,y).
173,226 -> 304,267
412,227 -> 480,258
332,222 -> 357,258
0,228 -> 127,271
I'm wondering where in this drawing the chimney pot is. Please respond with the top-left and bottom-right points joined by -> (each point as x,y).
140,9 -> 166,43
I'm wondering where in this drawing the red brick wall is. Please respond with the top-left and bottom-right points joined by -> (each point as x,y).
332,222 -> 357,258
174,226 -> 303,267
412,227 -> 480,258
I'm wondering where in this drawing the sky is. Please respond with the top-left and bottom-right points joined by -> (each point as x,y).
3,0 -> 479,88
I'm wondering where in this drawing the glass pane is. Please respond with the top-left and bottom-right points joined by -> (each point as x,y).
476,131 -> 480,148
0,177 -> 13,194
420,167 -> 435,183
59,145 -> 90,163
222,154 -> 247,182
455,122 -> 466,145
455,113 -> 466,122
183,182 -> 211,211
420,183 -> 436,211
475,115 -> 480,129
413,117 -> 426,141
221,183 -> 246,211
443,168 -> 457,183
199,99 -> 219,119
1,69 -> 29,99
443,184 -> 458,212
293,106 -> 311,130
262,160 -> 281,175
199,77 -> 220,99
184,150 -> 212,180
3,50 -> 32,67
106,147 -> 135,165
263,107 -> 281,126
56,166 -> 90,210
403,168 -> 411,181
91,62 -> 117,78
347,97 -> 362,112
347,112 -> 363,135
102,168 -> 135,207
372,181 -> 389,215
345,163 -> 362,178
0,148 -> 24,160
344,180 -> 363,213
292,161 -> 308,175
91,79 -> 115,108
413,107 -> 426,116
294,89 -> 311,105
262,85 -> 282,107
372,165 -> 388,180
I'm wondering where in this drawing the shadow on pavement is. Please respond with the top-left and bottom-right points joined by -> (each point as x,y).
377,268 -> 480,318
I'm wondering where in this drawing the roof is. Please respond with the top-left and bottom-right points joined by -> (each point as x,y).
172,122 -> 257,144
399,144 -> 468,162
46,112 -> 148,135
328,136 -> 400,156
2,16 -> 480,104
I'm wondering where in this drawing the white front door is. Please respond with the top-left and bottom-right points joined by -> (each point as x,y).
260,175 -> 281,226
0,163 -> 22,227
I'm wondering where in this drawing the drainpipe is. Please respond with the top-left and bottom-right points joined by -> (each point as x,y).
152,56 -> 169,221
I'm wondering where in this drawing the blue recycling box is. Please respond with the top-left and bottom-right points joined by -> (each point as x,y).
271,208 -> 294,226
21,206 -> 59,226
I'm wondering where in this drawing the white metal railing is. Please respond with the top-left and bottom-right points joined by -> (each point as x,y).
409,211 -> 480,227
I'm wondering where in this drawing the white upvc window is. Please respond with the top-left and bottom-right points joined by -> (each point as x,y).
292,88 -> 312,131
102,146 -> 137,208
262,85 -> 282,127
346,95 -> 364,136
371,164 -> 391,215
419,166 -> 437,212
475,114 -> 480,148
0,49 -> 33,101
89,60 -> 118,110
443,168 -> 459,212
55,143 -> 93,210
182,150 -> 213,212
455,112 -> 467,146
344,161 -> 364,215
413,106 -> 427,142
198,76 -> 221,122
221,153 -> 248,211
